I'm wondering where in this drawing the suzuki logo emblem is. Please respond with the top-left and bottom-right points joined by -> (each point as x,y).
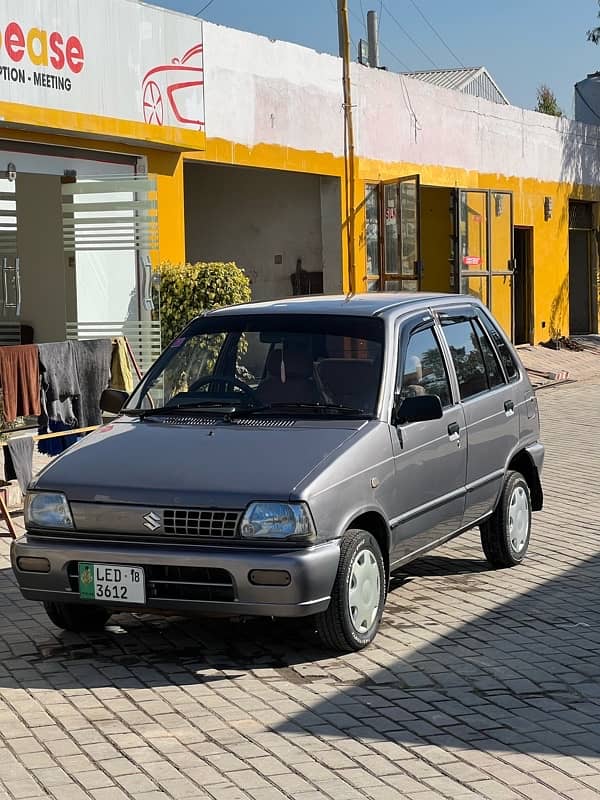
143,511 -> 161,531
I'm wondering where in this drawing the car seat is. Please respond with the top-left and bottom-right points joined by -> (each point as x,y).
256,347 -> 320,405
314,358 -> 378,411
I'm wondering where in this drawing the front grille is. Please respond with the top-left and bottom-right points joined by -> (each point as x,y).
163,509 -> 241,538
67,563 -> 235,602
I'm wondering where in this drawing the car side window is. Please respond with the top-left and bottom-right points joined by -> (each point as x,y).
479,313 -> 519,381
399,327 -> 451,407
472,319 -> 505,389
442,320 -> 489,400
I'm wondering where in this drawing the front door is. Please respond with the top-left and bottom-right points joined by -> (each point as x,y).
390,317 -> 467,564
380,175 -> 422,291
457,189 -> 514,341
0,172 -> 21,344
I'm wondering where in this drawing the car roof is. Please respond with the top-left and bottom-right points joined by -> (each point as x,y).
202,292 -> 482,319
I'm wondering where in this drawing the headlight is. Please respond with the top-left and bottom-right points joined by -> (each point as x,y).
240,502 -> 315,542
25,492 -> 74,530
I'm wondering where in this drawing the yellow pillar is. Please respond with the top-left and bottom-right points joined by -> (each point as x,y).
147,151 -> 186,265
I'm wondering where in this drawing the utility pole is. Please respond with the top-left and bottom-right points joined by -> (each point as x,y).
337,0 -> 356,294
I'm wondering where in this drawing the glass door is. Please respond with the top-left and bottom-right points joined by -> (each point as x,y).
0,173 -> 21,344
379,174 -> 421,291
458,189 -> 488,305
489,191 -> 514,339
62,174 -> 162,371
457,189 -> 514,339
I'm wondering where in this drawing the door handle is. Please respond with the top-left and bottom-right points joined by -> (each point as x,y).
1,258 -> 6,315
142,255 -> 154,312
14,257 -> 21,318
504,400 -> 515,416
447,421 -> 460,441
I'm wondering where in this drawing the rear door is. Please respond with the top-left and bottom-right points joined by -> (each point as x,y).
389,315 -> 467,564
438,305 -> 519,527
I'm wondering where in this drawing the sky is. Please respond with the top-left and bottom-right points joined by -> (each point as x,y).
149,0 -> 600,116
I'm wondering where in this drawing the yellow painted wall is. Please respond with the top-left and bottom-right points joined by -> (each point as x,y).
356,156 -> 589,343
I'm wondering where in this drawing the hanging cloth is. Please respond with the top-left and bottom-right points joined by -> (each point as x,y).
4,436 -> 34,493
111,337 -> 134,393
0,345 -> 41,423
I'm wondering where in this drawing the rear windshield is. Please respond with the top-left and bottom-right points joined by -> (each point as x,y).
127,314 -> 385,417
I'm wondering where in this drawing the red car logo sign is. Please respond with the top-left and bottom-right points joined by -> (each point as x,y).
142,43 -> 204,130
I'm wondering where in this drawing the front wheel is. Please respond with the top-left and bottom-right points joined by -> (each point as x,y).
480,471 -> 532,568
44,602 -> 111,632
315,529 -> 386,652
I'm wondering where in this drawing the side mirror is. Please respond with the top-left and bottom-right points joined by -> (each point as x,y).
394,394 -> 443,425
100,388 -> 128,415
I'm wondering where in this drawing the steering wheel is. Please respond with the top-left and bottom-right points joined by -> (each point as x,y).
186,375 -> 259,403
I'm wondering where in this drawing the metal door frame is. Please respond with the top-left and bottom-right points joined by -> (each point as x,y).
376,174 -> 422,291
456,188 -> 515,340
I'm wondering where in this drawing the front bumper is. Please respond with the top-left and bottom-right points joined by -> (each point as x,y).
11,534 -> 340,618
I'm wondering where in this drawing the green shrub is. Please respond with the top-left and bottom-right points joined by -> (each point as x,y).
153,260 -> 251,345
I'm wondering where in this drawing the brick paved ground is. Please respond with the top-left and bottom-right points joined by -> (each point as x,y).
0,380 -> 600,799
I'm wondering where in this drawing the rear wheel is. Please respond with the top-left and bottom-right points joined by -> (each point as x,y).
315,529 -> 386,652
480,471 -> 532,568
44,602 -> 111,632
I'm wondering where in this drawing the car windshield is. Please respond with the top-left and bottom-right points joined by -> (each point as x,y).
126,313 -> 385,418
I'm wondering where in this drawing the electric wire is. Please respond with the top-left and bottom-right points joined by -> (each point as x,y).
194,0 -> 217,17
407,0 -> 465,68
381,1 -> 438,68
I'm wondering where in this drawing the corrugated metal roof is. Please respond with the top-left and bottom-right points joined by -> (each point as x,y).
402,67 -> 509,105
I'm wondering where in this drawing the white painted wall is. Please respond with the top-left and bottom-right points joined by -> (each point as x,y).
200,18 -> 600,187
184,163 -> 328,301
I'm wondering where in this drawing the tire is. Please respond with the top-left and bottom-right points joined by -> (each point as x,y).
315,529 -> 386,652
480,471 -> 532,568
43,602 -> 111,633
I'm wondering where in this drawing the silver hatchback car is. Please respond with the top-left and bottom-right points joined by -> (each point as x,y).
12,294 -> 543,652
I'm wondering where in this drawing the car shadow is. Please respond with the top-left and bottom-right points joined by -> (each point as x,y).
2,535 -> 600,758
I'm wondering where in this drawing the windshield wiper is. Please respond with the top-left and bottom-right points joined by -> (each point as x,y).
230,402 -> 372,418
122,401 -> 239,418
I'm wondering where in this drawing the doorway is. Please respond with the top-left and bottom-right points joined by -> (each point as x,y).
514,227 -> 533,344
569,230 -> 591,334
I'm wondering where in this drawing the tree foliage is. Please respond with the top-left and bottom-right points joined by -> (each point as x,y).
535,84 -> 563,117
153,260 -> 252,345
588,1 -> 600,43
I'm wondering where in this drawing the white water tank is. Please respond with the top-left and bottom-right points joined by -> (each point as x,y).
575,73 -> 600,125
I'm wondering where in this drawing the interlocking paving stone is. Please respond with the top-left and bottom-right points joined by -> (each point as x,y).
1,381 -> 600,797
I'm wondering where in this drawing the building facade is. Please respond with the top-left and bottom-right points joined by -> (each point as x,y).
0,0 -> 598,358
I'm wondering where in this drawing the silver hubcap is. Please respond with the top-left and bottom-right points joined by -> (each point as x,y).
348,548 -> 380,634
509,485 -> 530,553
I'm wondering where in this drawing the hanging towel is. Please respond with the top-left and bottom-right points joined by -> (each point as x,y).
0,345 -> 41,423
111,337 -> 134,394
38,342 -> 80,456
71,339 -> 112,427
4,436 -> 34,493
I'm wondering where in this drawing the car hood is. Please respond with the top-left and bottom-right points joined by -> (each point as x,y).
33,417 -> 364,507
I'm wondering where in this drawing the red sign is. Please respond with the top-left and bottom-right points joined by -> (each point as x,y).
463,256 -> 482,266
